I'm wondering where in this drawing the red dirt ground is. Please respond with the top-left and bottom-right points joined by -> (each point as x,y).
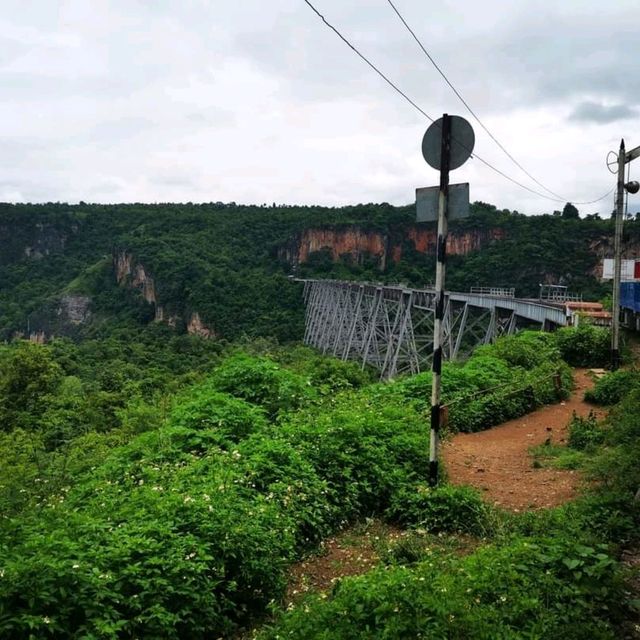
443,369 -> 604,511
285,521 -> 404,605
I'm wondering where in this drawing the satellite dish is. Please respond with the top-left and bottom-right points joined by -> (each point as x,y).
606,150 -> 619,175
422,116 -> 475,171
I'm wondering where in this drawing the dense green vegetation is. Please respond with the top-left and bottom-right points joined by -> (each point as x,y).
0,201 -> 634,343
259,341 -> 640,640
584,368 -> 640,405
2,324 -> 637,639
261,537 -> 626,639
1,200 -> 638,637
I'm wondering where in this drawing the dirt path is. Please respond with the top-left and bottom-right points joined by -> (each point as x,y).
285,521 -> 403,605
443,369 -> 603,511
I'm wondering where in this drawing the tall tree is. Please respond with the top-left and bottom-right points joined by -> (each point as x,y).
562,202 -> 580,219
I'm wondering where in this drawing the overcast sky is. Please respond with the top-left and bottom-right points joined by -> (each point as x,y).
2,0 -> 639,215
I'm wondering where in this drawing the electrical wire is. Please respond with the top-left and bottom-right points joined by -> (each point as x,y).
386,0 -> 567,201
302,0 -> 613,206
302,0 -> 433,124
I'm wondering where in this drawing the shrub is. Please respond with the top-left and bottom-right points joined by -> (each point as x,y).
385,334 -> 572,434
260,535 -> 625,640
456,355 -> 513,387
238,436 -> 338,550
209,353 -> 315,418
279,348 -> 377,393
170,387 -> 268,442
0,462 -> 295,639
573,490 -> 639,545
385,483 -> 492,537
0,370 -> 432,638
447,361 -> 571,433
567,411 -> 605,450
555,325 -> 611,367
0,341 -> 64,432
475,330 -> 560,369
279,398 -> 427,521
381,532 -> 435,565
584,369 -> 640,405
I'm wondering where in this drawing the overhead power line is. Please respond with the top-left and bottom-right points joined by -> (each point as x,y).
302,0 -> 613,207
386,0 -> 566,201
301,0 -> 433,124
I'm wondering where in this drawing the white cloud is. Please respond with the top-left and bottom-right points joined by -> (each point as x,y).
0,0 -> 638,215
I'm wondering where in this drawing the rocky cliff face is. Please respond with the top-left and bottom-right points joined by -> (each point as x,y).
115,252 -> 157,304
279,226 -> 506,268
187,312 -> 215,338
284,228 -> 389,269
58,295 -> 91,325
23,223 -> 68,259
405,227 -> 506,257
113,250 -> 215,338
0,221 -> 71,266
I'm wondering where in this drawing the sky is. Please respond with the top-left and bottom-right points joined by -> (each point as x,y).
1,0 -> 639,215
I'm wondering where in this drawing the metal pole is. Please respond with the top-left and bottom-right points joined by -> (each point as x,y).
612,138 -> 625,370
429,114 -> 451,487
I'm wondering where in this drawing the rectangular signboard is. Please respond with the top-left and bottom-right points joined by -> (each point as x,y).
602,258 -> 637,280
416,183 -> 469,222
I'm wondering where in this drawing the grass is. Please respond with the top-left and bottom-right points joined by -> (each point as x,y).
529,441 -> 586,470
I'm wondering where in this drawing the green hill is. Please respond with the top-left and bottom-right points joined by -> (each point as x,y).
0,201 -> 633,344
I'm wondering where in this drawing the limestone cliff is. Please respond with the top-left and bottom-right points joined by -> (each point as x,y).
283,228 -> 389,269
0,220 -> 72,266
113,250 -> 214,338
187,312 -> 215,339
279,226 -> 506,268
58,295 -> 91,325
115,252 -> 157,304
22,223 -> 68,259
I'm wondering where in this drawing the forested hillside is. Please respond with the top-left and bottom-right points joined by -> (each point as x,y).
1,201 -> 638,345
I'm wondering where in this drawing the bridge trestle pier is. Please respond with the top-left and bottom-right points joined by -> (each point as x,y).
296,279 -> 566,380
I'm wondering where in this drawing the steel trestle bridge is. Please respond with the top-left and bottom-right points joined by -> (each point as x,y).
298,278 -> 567,380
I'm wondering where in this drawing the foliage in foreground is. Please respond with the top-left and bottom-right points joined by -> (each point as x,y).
0,327 -> 623,638
567,411 -> 606,450
584,368 -> 640,405
0,351 -> 420,637
260,339 -> 640,640
555,324 -> 612,368
379,331 -> 572,433
260,536 -> 625,640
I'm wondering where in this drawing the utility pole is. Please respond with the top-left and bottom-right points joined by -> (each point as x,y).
611,139 -> 625,370
611,139 -> 640,370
